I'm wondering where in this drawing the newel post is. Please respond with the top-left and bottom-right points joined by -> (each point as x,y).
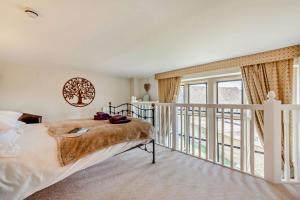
131,96 -> 137,103
171,99 -> 177,151
263,91 -> 282,183
130,96 -> 137,117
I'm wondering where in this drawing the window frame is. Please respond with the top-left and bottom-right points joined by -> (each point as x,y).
187,82 -> 208,104
216,79 -> 244,115
177,85 -> 185,103
180,73 -> 264,167
216,79 -> 244,106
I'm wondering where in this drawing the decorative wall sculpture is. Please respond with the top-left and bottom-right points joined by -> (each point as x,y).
62,77 -> 95,107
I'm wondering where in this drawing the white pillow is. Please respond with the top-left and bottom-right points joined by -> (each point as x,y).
0,112 -> 24,157
0,115 -> 25,131
0,121 -> 12,133
0,111 -> 22,120
0,129 -> 20,145
0,128 -> 22,157
0,143 -> 20,157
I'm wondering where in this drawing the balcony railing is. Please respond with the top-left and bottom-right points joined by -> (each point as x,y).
132,91 -> 300,184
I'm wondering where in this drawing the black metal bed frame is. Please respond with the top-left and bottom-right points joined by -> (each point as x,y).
109,102 -> 156,164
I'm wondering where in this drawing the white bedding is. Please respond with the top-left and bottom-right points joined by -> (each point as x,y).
0,123 -> 149,200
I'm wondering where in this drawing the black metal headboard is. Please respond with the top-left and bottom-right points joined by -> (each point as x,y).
109,102 -> 155,126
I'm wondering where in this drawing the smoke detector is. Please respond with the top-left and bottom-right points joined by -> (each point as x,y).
25,8 -> 39,18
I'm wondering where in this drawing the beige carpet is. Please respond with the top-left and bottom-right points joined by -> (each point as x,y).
27,146 -> 300,200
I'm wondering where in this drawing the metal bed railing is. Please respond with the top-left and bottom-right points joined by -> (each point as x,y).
109,102 -> 156,164
109,102 -> 155,126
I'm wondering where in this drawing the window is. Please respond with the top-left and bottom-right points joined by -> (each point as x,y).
185,83 -> 207,155
217,80 -> 243,113
176,75 -> 264,176
216,80 -> 243,168
215,79 -> 263,174
188,83 -> 207,104
217,80 -> 243,105
177,85 -> 184,103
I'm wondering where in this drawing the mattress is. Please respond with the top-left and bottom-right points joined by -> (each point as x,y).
0,123 -> 149,200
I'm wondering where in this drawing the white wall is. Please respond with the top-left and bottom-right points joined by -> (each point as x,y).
130,76 -> 158,101
130,78 -> 140,99
0,63 -> 130,122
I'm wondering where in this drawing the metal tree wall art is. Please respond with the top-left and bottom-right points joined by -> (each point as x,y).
62,77 -> 95,107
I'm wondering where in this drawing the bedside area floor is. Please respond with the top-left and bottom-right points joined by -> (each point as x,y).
27,146 -> 300,200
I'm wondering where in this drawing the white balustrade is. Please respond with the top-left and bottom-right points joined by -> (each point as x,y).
132,91 -> 300,184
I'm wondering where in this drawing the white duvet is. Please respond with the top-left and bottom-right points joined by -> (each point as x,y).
0,123 -> 148,200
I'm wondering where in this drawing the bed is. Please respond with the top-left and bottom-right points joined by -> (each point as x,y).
0,103 -> 155,200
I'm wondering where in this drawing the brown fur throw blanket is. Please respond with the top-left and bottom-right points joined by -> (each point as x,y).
46,118 -> 153,166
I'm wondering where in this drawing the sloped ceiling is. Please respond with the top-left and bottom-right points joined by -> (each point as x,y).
0,0 -> 299,77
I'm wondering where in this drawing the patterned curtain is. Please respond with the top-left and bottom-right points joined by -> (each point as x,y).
158,77 -> 181,142
241,59 -> 294,170
158,77 -> 181,103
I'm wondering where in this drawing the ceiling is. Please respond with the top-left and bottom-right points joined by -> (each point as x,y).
0,0 -> 300,78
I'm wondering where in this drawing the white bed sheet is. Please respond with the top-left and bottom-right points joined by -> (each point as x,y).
0,124 -> 149,200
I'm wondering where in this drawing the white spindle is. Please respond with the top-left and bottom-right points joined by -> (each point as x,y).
250,109 -> 255,175
212,108 -> 216,162
156,105 -> 159,143
240,109 -> 244,172
168,105 -> 172,148
221,108 -> 225,166
163,105 -> 166,146
167,105 -> 170,147
230,109 -> 234,168
172,103 -> 177,151
163,105 -> 169,147
160,105 -> 164,145
159,105 -> 162,145
134,105 -> 137,118
180,106 -> 183,152
161,105 -> 163,145
192,107 -> 195,156
135,105 -> 138,117
199,107 -> 202,158
148,105 -> 151,123
283,111 -> 290,181
205,108 -> 208,160
161,105 -> 165,145
155,105 -> 158,143
166,105 -> 169,147
295,110 -> 300,181
139,105 -> 142,118
156,105 -> 159,142
185,106 -> 189,154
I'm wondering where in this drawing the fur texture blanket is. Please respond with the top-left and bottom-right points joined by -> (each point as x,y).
46,118 -> 153,166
